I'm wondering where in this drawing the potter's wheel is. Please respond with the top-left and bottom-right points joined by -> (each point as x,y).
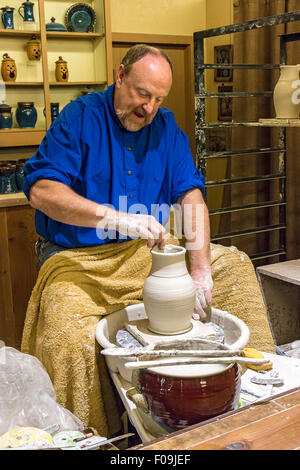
95,304 -> 250,382
117,317 -> 224,348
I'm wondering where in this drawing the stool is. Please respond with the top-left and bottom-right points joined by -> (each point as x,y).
257,260 -> 300,355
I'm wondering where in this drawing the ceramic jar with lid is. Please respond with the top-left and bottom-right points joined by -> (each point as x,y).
46,17 -> 67,31
16,102 -> 37,128
1,53 -> 17,82
26,35 -> 41,61
55,56 -> 69,82
1,6 -> 15,29
0,103 -> 13,129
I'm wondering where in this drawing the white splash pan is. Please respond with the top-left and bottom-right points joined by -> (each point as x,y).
96,304 -> 250,383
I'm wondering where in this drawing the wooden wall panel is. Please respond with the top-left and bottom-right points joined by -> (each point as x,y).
0,205 -> 38,349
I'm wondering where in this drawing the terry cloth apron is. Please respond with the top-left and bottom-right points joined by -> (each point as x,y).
21,238 -> 275,436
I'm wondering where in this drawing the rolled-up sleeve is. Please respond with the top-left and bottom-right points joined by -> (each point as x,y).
23,114 -> 83,200
171,127 -> 206,204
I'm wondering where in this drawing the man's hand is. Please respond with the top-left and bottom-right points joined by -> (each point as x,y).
191,268 -> 213,319
99,210 -> 166,250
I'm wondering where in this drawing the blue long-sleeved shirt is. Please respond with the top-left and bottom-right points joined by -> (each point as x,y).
24,84 -> 205,248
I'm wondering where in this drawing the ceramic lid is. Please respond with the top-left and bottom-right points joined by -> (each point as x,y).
17,102 -> 34,106
0,6 -> 15,11
46,17 -> 67,31
0,103 -> 12,111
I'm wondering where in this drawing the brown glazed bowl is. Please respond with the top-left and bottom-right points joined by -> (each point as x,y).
137,362 -> 241,432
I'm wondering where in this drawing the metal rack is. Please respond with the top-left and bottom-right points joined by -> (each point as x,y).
193,10 -> 300,264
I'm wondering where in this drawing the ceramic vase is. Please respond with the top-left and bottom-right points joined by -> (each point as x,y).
16,102 -> 37,128
143,244 -> 196,335
55,56 -> 69,82
1,53 -> 17,82
0,103 -> 13,129
273,65 -> 300,118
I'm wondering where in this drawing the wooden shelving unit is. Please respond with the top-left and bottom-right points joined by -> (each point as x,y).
193,10 -> 300,265
1,0 -> 113,148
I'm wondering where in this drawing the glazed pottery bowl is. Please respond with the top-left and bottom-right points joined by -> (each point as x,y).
136,361 -> 241,431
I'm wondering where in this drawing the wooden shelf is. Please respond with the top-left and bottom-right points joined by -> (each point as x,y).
259,118 -> 300,127
0,192 -> 28,208
46,32 -> 105,39
49,81 -> 107,86
3,82 -> 44,86
0,29 -> 40,37
0,128 -> 46,147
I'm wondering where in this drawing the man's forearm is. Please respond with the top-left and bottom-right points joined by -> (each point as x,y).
29,179 -> 110,227
178,189 -> 211,274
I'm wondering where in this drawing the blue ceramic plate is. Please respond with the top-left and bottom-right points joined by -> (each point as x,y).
65,3 -> 96,32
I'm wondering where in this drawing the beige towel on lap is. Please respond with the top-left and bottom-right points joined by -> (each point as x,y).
21,239 -> 275,436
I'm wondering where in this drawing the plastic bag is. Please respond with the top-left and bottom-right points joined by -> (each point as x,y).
0,341 -> 83,435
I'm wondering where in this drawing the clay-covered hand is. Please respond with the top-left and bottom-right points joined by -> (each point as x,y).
191,269 -> 213,320
99,211 -> 166,250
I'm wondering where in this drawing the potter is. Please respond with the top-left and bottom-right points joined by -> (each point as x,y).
143,244 -> 196,335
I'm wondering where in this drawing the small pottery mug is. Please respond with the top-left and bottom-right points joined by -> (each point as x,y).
1,6 -> 15,29
0,103 -> 13,129
55,56 -> 69,82
1,53 -> 17,82
16,102 -> 37,128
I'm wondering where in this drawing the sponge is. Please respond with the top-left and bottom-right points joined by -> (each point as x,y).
242,347 -> 273,371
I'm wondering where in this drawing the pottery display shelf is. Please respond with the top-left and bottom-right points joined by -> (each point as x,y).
0,192 -> 28,209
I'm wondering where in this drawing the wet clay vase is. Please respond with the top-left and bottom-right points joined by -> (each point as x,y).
1,6 -> 15,29
26,35 -> 41,61
55,56 -> 69,82
132,360 -> 241,433
0,103 -> 13,129
1,53 -> 17,82
16,102 -> 37,128
142,244 -> 196,335
273,65 -> 300,118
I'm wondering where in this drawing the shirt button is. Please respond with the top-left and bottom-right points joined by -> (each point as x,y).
128,170 -> 132,175
129,194 -> 133,198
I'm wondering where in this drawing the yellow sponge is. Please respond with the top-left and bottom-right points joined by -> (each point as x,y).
242,347 -> 273,371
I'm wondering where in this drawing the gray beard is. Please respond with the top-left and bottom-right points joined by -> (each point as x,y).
115,108 -> 147,132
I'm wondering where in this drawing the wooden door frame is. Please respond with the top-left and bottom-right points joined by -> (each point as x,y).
111,32 -> 196,157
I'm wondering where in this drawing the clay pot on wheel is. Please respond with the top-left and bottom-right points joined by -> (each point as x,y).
143,245 -> 196,335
